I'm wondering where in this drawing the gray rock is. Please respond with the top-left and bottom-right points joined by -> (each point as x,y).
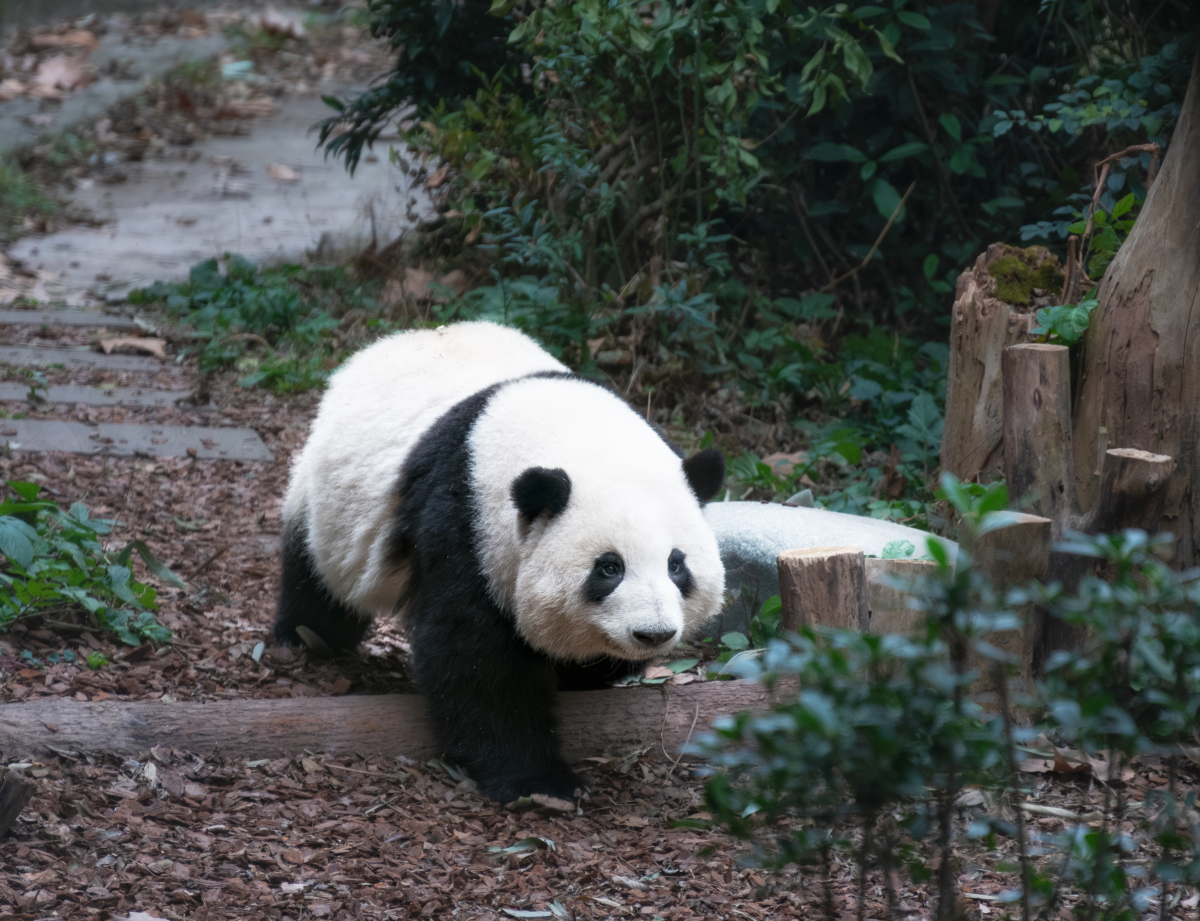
701,501 -> 957,634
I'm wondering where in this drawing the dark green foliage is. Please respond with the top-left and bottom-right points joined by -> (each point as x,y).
314,0 -> 528,172
0,480 -> 180,645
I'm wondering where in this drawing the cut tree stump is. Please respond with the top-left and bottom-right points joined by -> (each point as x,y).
778,546 -> 869,631
0,683 -> 773,763
1000,343 -> 1176,664
1002,344 -> 1075,533
0,768 -> 36,838
941,244 -> 1064,484
865,557 -> 937,635
971,512 -> 1052,701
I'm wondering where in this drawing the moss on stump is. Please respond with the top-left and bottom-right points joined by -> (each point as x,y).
986,245 -> 1064,306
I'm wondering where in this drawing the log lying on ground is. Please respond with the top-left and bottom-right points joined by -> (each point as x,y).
0,682 -> 773,763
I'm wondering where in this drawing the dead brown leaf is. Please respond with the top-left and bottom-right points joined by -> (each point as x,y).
266,163 -> 300,184
31,54 -> 93,96
642,665 -> 674,681
761,451 -> 808,477
31,30 -> 98,50
98,337 -> 167,360
426,166 -> 448,189
0,78 -> 25,101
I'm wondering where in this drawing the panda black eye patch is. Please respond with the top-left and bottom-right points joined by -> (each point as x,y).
585,552 -> 625,603
668,548 -> 694,597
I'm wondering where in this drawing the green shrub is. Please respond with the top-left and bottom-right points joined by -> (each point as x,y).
0,481 -> 181,645
697,479 -> 1200,917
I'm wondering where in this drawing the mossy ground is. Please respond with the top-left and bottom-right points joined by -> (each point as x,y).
987,245 -> 1065,306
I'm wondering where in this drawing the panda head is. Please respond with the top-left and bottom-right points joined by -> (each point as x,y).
503,448 -> 726,662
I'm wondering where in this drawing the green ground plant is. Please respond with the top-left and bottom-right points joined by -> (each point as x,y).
695,478 -> 1200,919
0,159 -> 60,245
130,255 -> 385,392
0,480 -> 182,645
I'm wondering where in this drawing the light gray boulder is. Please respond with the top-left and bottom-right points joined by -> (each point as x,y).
701,501 -> 957,635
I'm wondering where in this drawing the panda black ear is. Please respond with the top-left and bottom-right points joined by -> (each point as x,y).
511,467 -> 572,524
683,448 -> 725,504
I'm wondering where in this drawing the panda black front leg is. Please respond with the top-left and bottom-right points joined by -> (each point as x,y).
407,589 -> 587,805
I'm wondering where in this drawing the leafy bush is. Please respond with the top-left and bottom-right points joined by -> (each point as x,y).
130,255 -> 383,391
697,479 -> 1200,917
0,481 -> 181,645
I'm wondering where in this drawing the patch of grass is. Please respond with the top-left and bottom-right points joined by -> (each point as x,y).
0,159 -> 59,244
0,480 -> 182,646
130,254 -> 387,392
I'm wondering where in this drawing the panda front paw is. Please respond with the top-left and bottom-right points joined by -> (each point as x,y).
476,768 -> 589,808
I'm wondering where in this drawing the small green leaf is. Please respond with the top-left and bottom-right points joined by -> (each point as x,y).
722,632 -> 750,652
881,540 -> 916,559
939,113 -> 962,142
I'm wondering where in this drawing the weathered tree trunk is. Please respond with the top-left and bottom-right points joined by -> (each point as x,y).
1072,49 -> 1200,564
941,245 -> 1063,483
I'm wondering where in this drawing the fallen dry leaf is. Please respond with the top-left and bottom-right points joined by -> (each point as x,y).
31,30 -> 98,50
642,665 -> 675,681
258,6 -> 305,38
426,166 -> 448,189
761,451 -> 809,477
98,337 -> 167,360
0,78 -> 25,101
31,54 -> 93,95
266,163 -> 300,184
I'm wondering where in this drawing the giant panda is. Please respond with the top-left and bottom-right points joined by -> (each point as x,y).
275,321 -> 726,805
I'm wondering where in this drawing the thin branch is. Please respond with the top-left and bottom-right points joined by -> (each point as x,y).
905,69 -> 972,238
819,180 -> 917,294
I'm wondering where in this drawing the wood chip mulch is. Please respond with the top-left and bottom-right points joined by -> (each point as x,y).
0,746 -> 818,921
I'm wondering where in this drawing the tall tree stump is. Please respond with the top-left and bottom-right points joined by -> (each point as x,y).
941,244 -> 1065,483
777,547 -> 869,631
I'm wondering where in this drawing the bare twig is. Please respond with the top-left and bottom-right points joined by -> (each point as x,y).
189,543 -> 230,579
819,181 -> 917,294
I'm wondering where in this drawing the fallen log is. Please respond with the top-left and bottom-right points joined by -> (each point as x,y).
0,681 -> 773,763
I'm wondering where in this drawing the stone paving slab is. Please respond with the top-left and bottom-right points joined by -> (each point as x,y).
0,419 -> 271,461
0,383 -> 215,410
0,346 -> 170,372
0,309 -> 141,329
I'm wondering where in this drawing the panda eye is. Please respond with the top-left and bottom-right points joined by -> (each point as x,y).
585,552 -> 625,603
668,559 -> 681,574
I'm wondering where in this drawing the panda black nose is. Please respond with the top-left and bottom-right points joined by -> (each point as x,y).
632,628 -> 676,648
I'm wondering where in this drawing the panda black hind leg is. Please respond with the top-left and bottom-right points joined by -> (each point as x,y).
274,520 -> 372,654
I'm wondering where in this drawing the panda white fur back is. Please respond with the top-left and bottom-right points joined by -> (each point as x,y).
276,321 -> 726,805
285,322 -> 565,614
